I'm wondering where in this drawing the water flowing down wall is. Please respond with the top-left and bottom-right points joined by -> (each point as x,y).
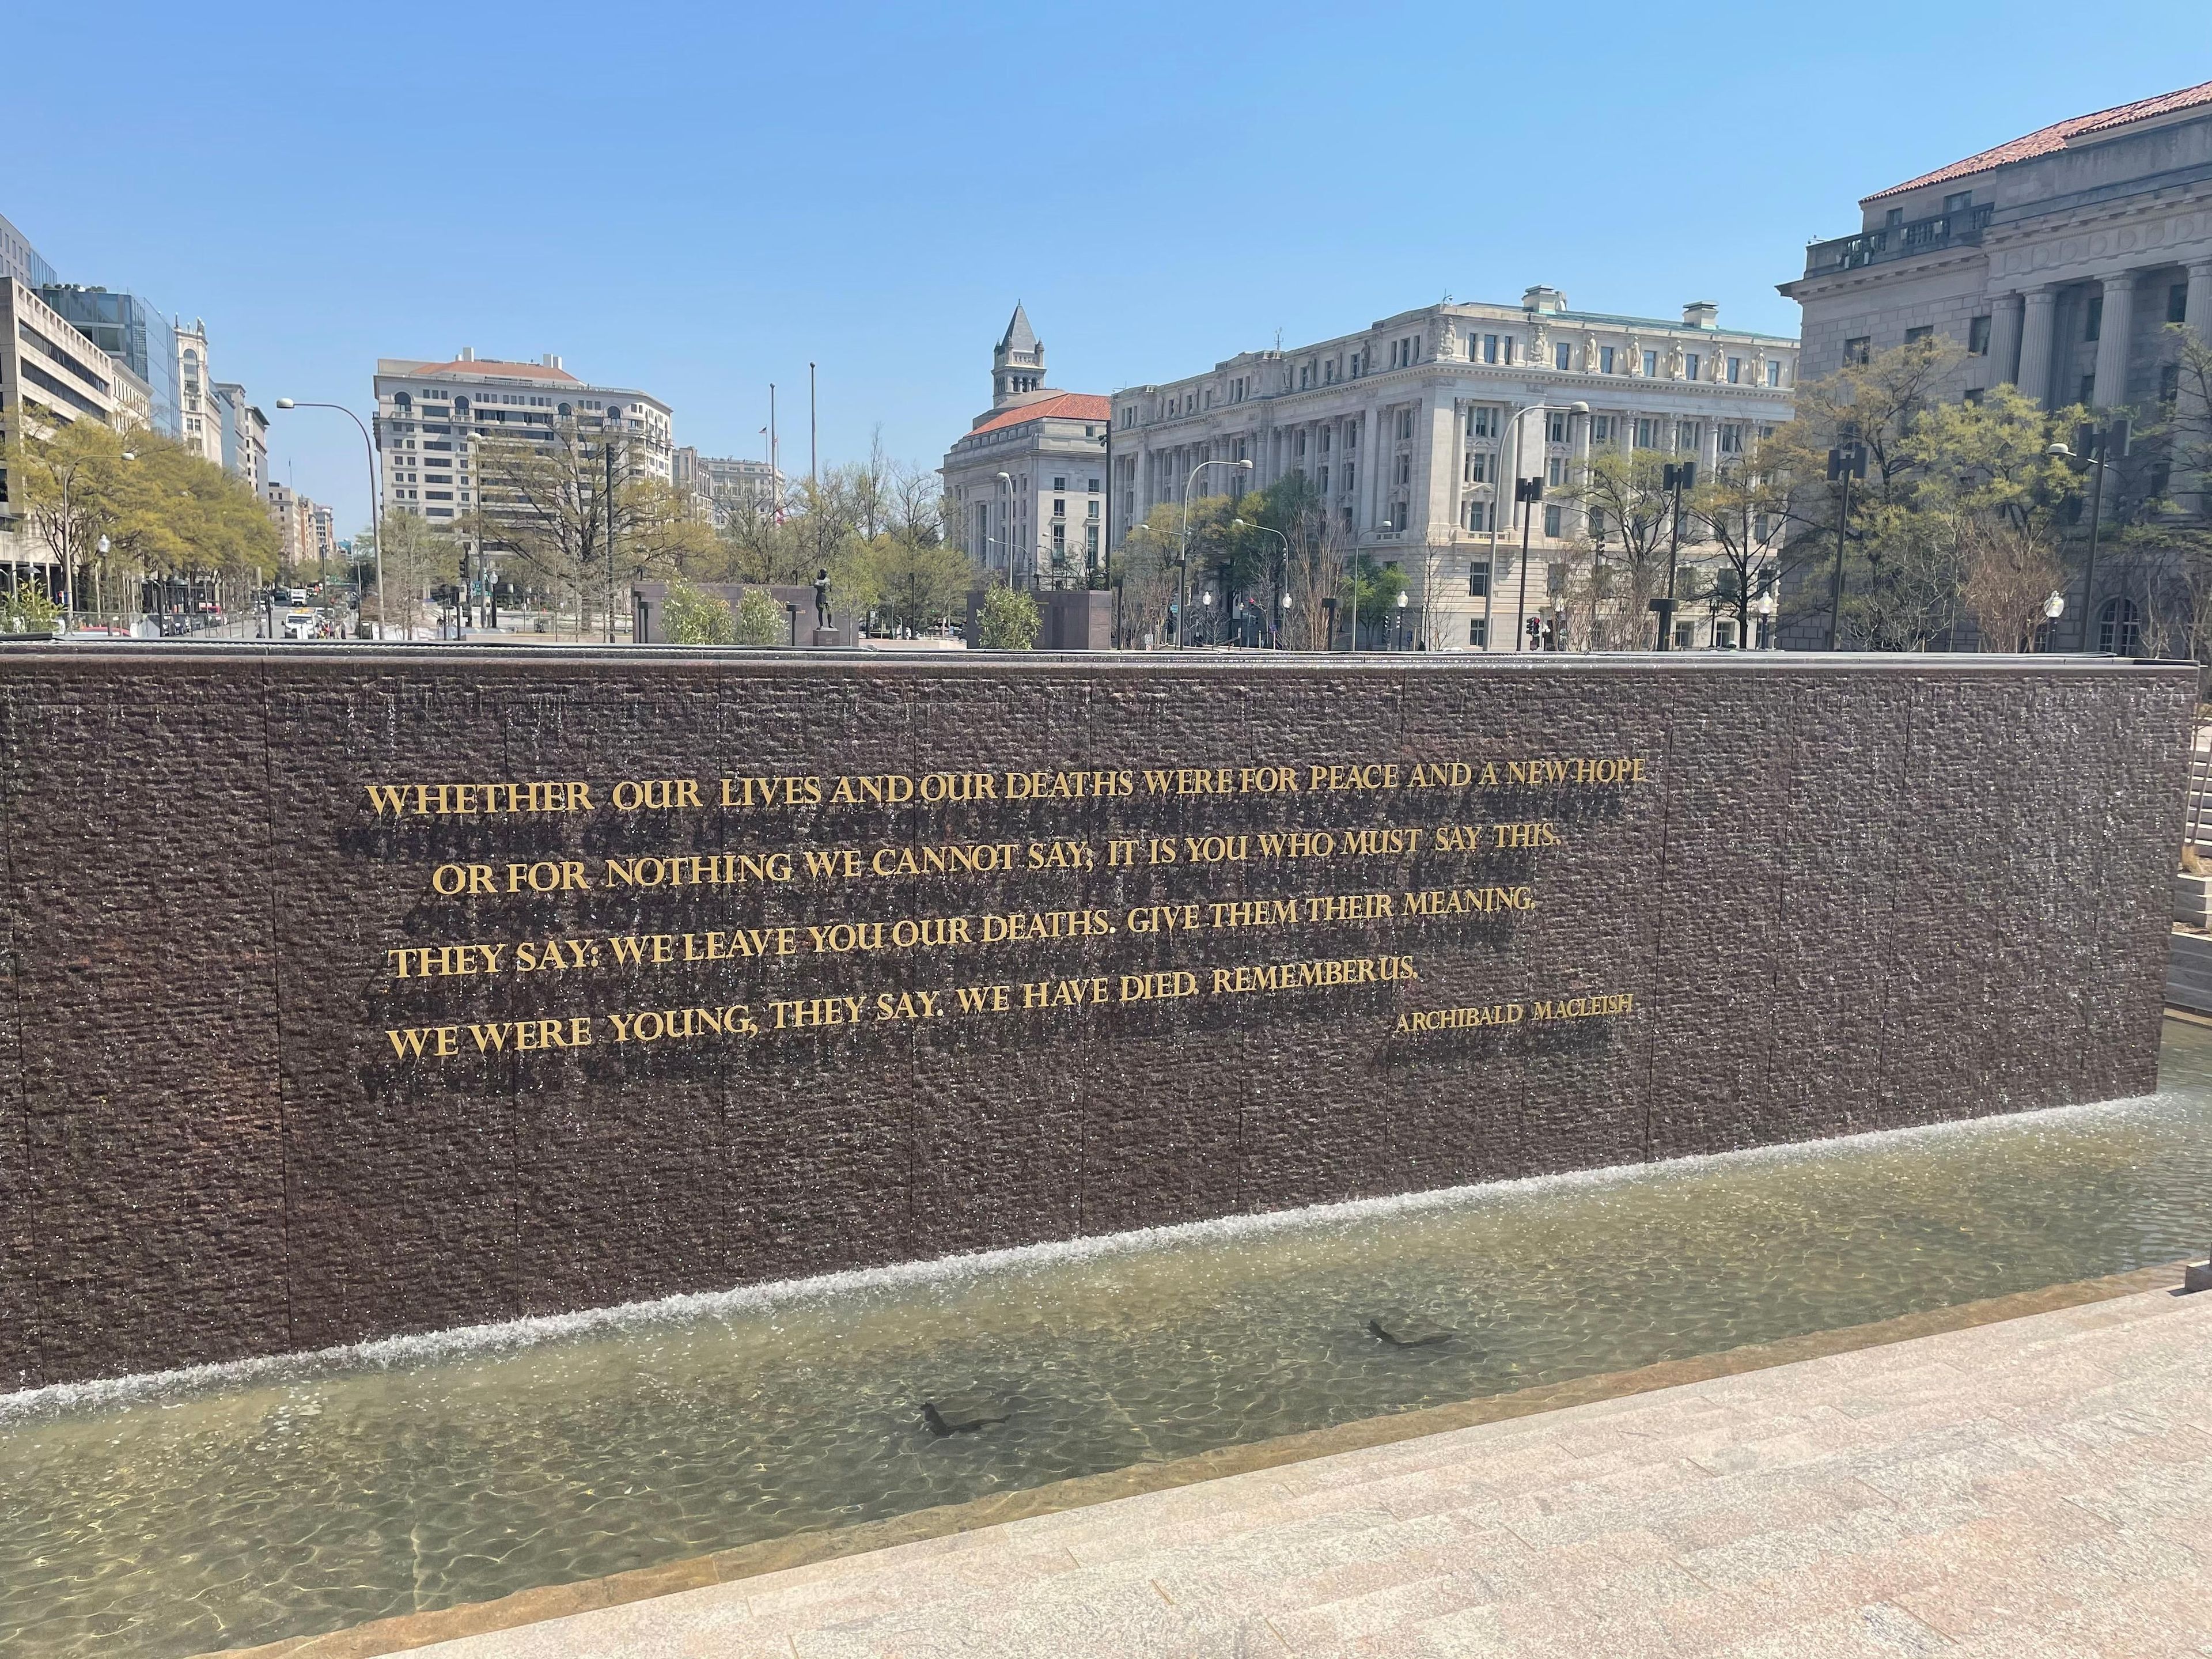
0,646 -> 2190,1389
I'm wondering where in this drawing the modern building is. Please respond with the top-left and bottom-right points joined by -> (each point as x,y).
40,286 -> 183,438
0,213 -> 57,290
674,446 -> 781,528
1109,288 -> 1796,649
1,276 -> 145,596
941,305 -> 1109,589
1778,77 -> 2212,649
370,350 -> 673,527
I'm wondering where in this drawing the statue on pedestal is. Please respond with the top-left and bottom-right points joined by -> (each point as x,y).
813,568 -> 832,628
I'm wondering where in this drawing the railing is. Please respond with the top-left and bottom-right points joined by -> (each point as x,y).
1804,203 -> 1993,276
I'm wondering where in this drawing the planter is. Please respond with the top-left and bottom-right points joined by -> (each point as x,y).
2178,872 -> 2212,928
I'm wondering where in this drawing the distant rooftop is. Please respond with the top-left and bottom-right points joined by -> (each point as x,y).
1866,77 -> 2212,203
964,392 -> 1109,438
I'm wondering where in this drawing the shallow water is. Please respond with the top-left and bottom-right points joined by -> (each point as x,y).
6,1025 -> 2211,1658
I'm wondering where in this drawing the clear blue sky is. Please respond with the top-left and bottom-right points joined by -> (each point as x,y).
8,1 -> 2206,535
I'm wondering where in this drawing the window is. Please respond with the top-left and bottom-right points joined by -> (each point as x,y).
1396,454 -> 1411,485
2080,372 -> 2096,406
1719,423 -> 1743,454
1554,341 -> 1572,370
1463,616 -> 1488,649
1942,191 -> 1972,214
1713,620 -> 1737,649
2171,284 -> 2190,325
2085,296 -> 2108,342
1543,505 -> 1562,537
1086,524 -> 1099,556
1468,560 -> 1491,597
1599,346 -> 1615,374
2098,597 -> 2141,654
1547,457 -> 1566,486
1467,405 -> 1497,437
1642,350 -> 1658,377
1051,524 -> 1066,558
1467,451 -> 1491,483
2161,362 -> 2181,404
1052,476 -> 1066,491
1675,622 -> 1695,649
1087,499 -> 1100,519
1767,360 -> 1783,387
1547,412 -> 1568,442
1464,500 -> 1489,532
1088,476 -> 1100,492
1546,561 -> 1567,596
1590,415 -> 1612,443
1052,497 -> 1066,519
1389,499 -> 1408,530
1319,464 -> 1330,493
1634,418 -> 1658,448
1843,337 -> 1872,366
1343,461 -> 1355,491
1685,352 -> 1701,380
1320,428 -> 1331,452
1676,421 -> 1699,452
1753,512 -> 1771,541
1904,325 -> 1933,344
1482,334 -> 1499,363
1727,356 -> 1742,384
1397,408 -> 1414,439
1296,430 -> 1307,456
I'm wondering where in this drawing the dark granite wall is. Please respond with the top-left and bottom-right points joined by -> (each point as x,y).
0,647 -> 2190,1388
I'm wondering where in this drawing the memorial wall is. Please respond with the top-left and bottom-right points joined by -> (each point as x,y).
0,646 -> 2191,1388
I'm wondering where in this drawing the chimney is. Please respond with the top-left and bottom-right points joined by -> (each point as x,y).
1522,285 -> 1568,315
457,346 -> 476,362
1683,302 -> 1719,329
541,353 -> 563,369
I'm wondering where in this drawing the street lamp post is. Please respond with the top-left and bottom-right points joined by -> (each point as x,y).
1824,441 -> 1868,650
2041,589 -> 2066,652
1395,588 -> 1409,652
1589,528 -> 1608,652
1655,460 -> 1696,651
995,471 -> 1014,590
1279,588 -> 1291,649
1232,518 -> 1290,648
1177,457 -> 1252,648
2048,419 -> 2130,652
275,398 -> 382,639
1503,401 -> 1586,652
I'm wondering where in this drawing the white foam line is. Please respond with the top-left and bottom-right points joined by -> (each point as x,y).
0,1082 -> 2181,1423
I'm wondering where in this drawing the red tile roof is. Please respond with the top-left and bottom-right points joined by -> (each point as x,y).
1866,78 -> 2212,203
965,392 -> 1110,438
408,358 -> 582,383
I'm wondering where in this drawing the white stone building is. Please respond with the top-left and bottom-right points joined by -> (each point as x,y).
175,319 -> 220,465
1778,77 -> 2212,649
941,305 -> 1109,589
372,350 -> 673,527
214,382 -> 268,493
1110,289 -> 1796,649
674,446 -> 782,528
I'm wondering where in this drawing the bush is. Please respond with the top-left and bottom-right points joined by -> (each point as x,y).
732,589 -> 783,647
978,584 -> 1041,650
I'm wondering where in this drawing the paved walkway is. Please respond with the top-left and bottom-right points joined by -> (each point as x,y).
406,1282 -> 2212,1658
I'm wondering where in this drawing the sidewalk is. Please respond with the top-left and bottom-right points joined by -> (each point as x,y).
385,1278 -> 2210,1658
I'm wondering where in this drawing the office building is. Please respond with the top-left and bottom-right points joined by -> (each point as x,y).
1110,287 -> 1796,649
675,446 -> 782,528
941,305 -> 1109,589
40,286 -> 183,438
371,350 -> 673,527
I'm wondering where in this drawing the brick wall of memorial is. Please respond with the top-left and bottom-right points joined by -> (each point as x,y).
0,647 -> 2190,1388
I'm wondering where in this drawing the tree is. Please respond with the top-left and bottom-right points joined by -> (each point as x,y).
355,512 -> 457,638
978,581 -> 1040,649
732,588 -> 783,646
1564,448 -> 1680,647
662,579 -> 737,644
1221,472 -> 1344,649
1688,459 -> 1794,649
469,419 -> 715,637
1960,518 -> 2065,652
855,532 -> 973,635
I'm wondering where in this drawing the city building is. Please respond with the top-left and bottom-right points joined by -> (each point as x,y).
214,382 -> 268,493
1109,288 -> 1796,649
1,276 -> 145,596
371,350 -> 673,527
173,319 -> 219,463
0,212 -> 57,289
262,480 -> 335,576
1778,76 -> 2212,649
941,305 -> 1109,589
674,446 -> 781,528
1782,77 -> 2212,403
40,286 -> 183,438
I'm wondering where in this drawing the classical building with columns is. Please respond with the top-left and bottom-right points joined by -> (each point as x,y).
1778,77 -> 2212,648
941,305 -> 1109,590
1109,289 -> 1796,649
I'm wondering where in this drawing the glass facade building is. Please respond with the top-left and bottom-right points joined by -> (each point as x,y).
38,286 -> 181,439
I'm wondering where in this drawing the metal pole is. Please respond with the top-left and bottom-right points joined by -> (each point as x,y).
1828,465 -> 1853,651
1660,472 -> 1684,652
1514,485 -> 1535,650
605,416 -> 617,643
2081,456 -> 2107,652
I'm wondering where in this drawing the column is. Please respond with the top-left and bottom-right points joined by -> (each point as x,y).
2091,272 -> 2137,408
1988,291 -> 2025,387
2181,262 -> 2212,513
2015,286 -> 2060,407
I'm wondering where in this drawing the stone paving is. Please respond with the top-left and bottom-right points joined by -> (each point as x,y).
404,1282 -> 2212,1658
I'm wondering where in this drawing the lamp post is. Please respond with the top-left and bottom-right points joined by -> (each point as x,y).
1824,440 -> 1867,650
1654,459 -> 1696,651
1753,587 -> 1776,650
1395,588 -> 1409,652
275,399 -> 381,639
1233,517 -> 1290,647
1177,457 -> 1252,648
2041,589 -> 2066,652
2048,419 -> 2128,652
1503,400 -> 1587,653
1589,528 -> 1608,652
995,471 -> 1014,589
1279,587 -> 1291,650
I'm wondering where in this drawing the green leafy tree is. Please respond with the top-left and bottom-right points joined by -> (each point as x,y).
978,581 -> 1040,649
732,588 -> 783,646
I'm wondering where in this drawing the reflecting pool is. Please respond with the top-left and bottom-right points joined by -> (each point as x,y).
6,1024 -> 2211,1658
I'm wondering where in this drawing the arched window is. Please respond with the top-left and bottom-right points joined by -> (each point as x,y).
558,403 -> 570,417
394,391 -> 412,411
2097,596 -> 2141,656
